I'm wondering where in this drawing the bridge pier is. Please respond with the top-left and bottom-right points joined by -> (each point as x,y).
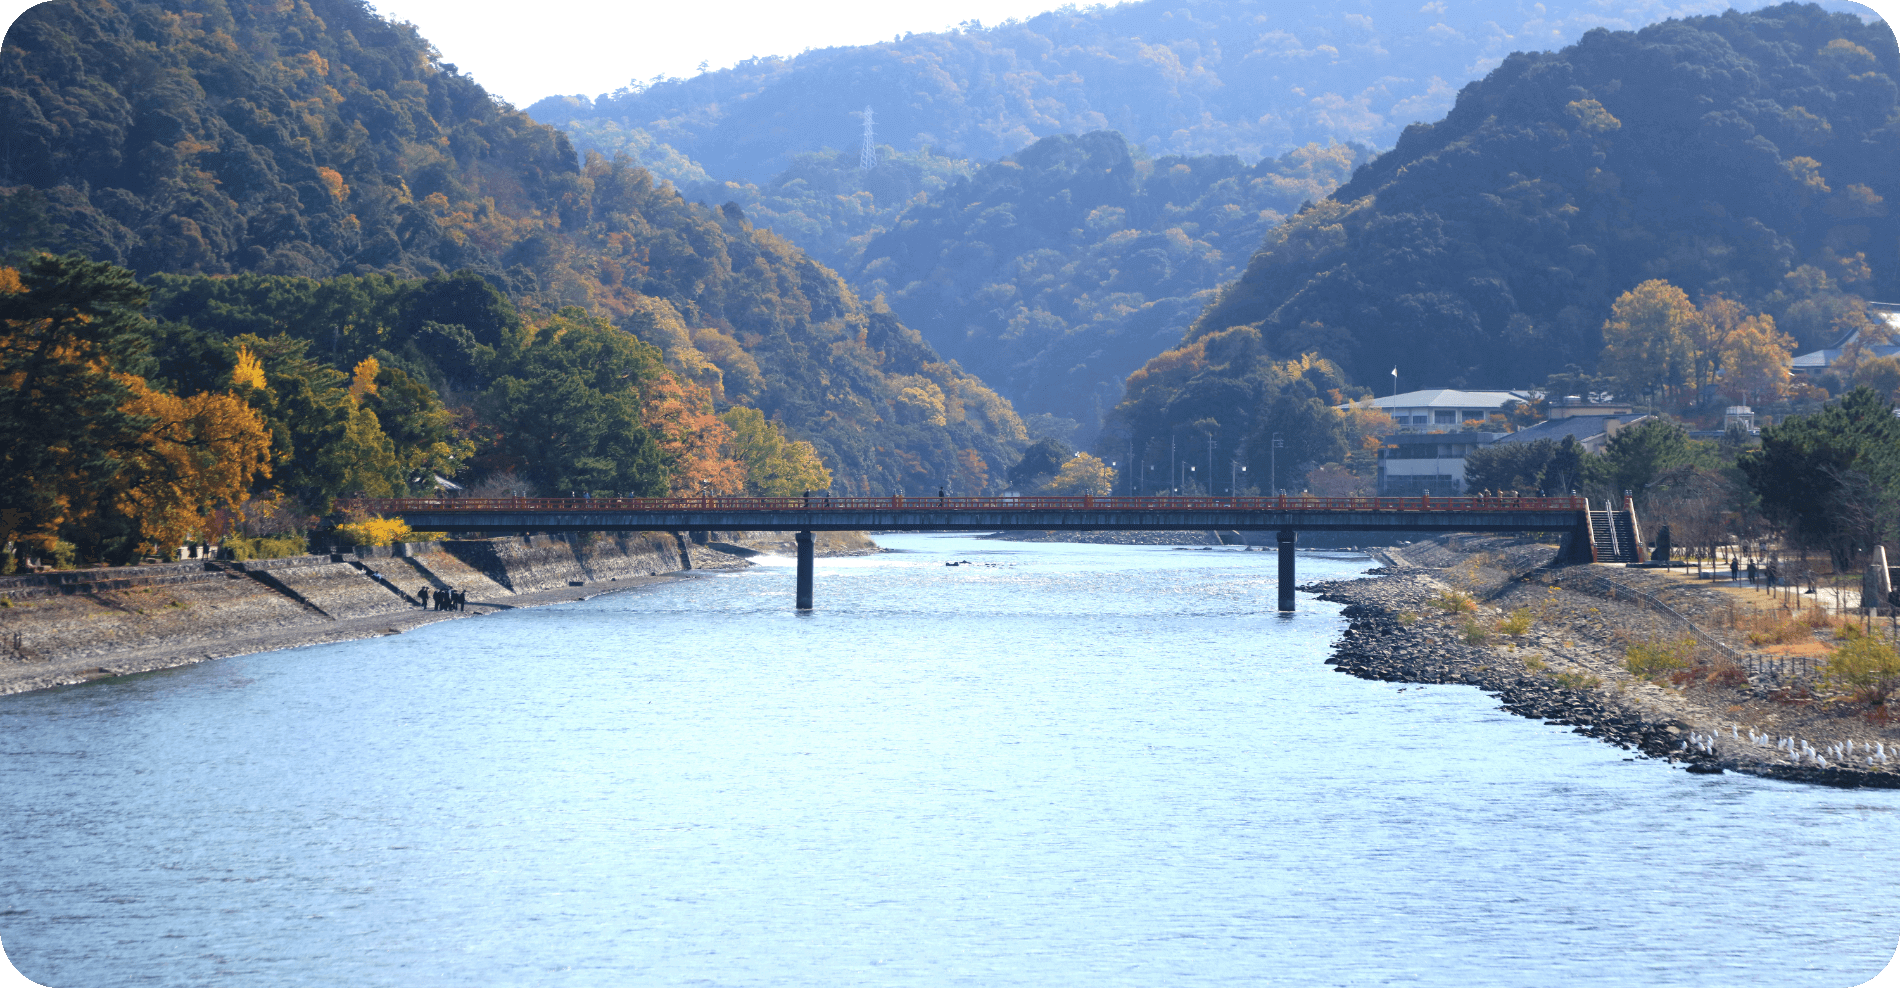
796,530 -> 814,611
1277,529 -> 1296,612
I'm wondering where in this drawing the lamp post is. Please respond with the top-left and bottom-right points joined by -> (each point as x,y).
1188,464 -> 1196,495
1270,432 -> 1284,495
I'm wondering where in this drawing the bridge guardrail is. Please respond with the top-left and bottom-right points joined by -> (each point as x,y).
337,494 -> 1590,514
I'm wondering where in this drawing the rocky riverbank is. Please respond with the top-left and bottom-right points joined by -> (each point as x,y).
0,530 -> 876,696
1308,535 -> 1900,789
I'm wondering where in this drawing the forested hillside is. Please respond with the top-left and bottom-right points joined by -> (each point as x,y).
1107,4 -> 1898,493
848,134 -> 1369,441
529,0 -> 1806,184
673,133 -> 1365,443
0,0 -> 1028,514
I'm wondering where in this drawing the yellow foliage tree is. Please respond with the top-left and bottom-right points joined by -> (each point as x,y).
720,406 -> 834,496
113,378 -> 273,552
1599,280 -> 1698,402
1716,313 -> 1795,405
1042,452 -> 1116,495
348,356 -> 380,402
232,345 -> 267,390
335,516 -> 412,547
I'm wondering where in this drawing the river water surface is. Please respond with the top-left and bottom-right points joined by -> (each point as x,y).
2,535 -> 1897,986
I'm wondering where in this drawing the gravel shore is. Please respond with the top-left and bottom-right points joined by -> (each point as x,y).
1309,536 -> 1900,789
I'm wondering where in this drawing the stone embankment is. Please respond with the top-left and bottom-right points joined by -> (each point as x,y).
0,530 -> 876,696
1307,535 -> 1900,789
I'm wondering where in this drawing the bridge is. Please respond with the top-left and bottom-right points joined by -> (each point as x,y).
337,494 -> 1636,611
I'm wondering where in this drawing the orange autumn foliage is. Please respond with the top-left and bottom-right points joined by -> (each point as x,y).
640,372 -> 745,495
114,378 -> 274,550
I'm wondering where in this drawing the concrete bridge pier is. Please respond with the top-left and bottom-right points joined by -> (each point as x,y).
1277,529 -> 1296,612
795,530 -> 814,611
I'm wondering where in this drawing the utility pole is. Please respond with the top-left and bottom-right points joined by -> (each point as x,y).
1271,432 -> 1284,495
1207,435 -> 1216,495
1170,435 -> 1176,494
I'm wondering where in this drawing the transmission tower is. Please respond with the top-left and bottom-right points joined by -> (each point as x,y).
859,105 -> 877,171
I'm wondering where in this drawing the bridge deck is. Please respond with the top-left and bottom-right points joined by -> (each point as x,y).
341,495 -> 1590,534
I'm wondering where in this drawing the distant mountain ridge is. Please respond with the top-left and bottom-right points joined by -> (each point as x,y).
528,0 -> 1852,185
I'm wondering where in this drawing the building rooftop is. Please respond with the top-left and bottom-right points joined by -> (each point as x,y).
1494,414 -> 1649,445
1791,307 -> 1900,373
1345,389 -> 1533,410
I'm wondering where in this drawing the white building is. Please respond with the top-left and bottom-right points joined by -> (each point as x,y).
1346,389 -> 1534,431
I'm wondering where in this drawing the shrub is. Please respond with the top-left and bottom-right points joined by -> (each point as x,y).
336,517 -> 412,547
1524,655 -> 1548,672
1461,619 -> 1488,644
1822,635 -> 1900,710
1396,610 -> 1420,626
225,534 -> 308,561
1746,621 -> 1809,646
1429,590 -> 1476,614
1552,671 -> 1602,690
1705,663 -> 1750,687
1625,637 -> 1697,681
1497,608 -> 1533,636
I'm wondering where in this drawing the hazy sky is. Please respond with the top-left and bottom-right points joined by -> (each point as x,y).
0,0 -> 1124,108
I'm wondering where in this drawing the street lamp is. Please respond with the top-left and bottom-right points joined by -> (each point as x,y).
1270,432 -> 1284,495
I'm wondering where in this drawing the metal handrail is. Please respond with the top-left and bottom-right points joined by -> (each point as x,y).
336,494 -> 1590,514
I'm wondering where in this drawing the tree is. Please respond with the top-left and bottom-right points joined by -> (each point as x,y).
0,255 -> 157,561
1590,419 -> 1715,506
1715,310 -> 1795,406
1740,387 -> 1900,569
1245,395 -> 1349,491
1599,281 -> 1697,405
1043,453 -> 1115,495
476,309 -> 669,496
719,407 -> 833,496
1008,437 -> 1070,488
113,379 -> 274,553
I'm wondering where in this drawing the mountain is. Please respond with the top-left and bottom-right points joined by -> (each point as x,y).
527,0 -> 1828,185
1104,3 -> 1898,488
0,0 -> 1028,495
846,132 -> 1370,443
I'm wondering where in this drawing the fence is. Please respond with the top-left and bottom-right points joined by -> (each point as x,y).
1558,573 -> 1815,680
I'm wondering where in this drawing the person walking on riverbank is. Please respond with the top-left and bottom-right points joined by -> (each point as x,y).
1730,557 -> 1740,583
1748,560 -> 1758,586
418,585 -> 430,607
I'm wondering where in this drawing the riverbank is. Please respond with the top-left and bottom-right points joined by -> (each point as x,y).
0,530 -> 876,696
1309,535 -> 1900,789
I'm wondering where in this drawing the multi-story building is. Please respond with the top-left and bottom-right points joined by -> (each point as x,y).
1350,389 -> 1534,431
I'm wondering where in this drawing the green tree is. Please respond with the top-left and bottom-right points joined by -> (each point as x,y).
1740,386 -> 1900,567
1008,437 -> 1071,488
477,309 -> 669,496
0,254 -> 157,562
719,407 -> 834,496
1588,419 -> 1715,506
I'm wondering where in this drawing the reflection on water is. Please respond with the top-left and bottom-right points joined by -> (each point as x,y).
1,534 -> 1896,987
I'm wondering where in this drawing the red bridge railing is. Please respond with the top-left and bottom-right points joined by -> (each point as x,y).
338,495 -> 1587,514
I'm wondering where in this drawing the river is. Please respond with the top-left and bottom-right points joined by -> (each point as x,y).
1,534 -> 1895,986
